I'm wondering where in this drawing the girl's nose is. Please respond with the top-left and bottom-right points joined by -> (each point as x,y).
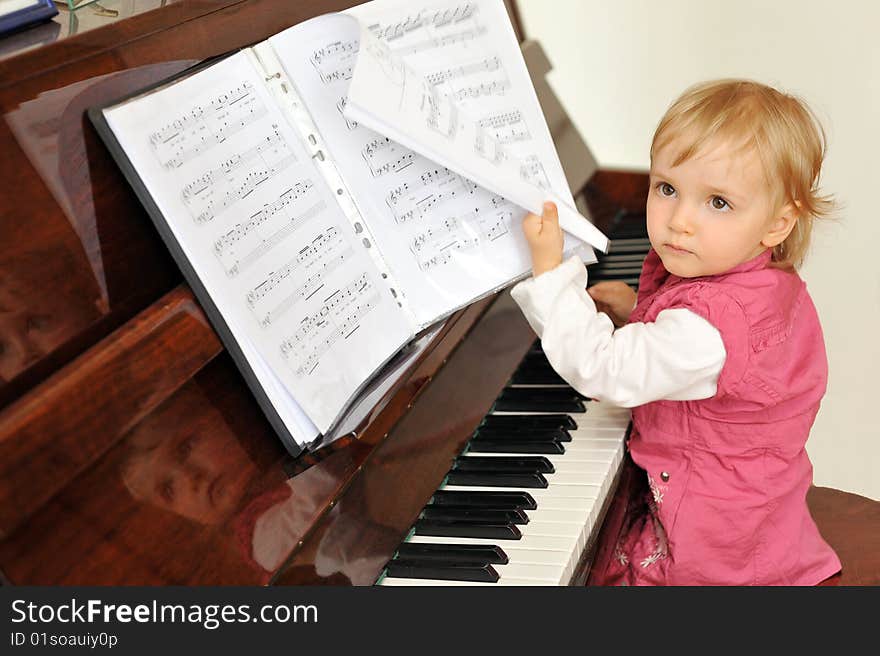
668,206 -> 694,234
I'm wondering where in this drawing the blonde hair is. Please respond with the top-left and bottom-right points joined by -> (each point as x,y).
651,79 -> 834,269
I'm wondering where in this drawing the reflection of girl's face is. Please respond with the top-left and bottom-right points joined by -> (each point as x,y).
122,419 -> 257,526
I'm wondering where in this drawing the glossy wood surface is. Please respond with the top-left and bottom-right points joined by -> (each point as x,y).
0,0 -> 647,585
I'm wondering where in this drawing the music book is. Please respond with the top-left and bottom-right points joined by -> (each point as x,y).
89,0 -> 609,455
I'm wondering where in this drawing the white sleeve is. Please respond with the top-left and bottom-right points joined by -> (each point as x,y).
509,256 -> 726,407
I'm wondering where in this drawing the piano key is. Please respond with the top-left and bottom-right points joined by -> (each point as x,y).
394,542 -> 509,564
466,440 -> 566,454
605,238 -> 651,253
510,367 -> 568,385
421,507 -> 530,524
497,387 -> 587,404
452,455 -> 555,473
479,414 -> 577,430
446,484 -> 603,503
384,560 -> 499,583
385,558 -> 568,585
414,519 -> 522,540
472,427 -> 572,442
408,532 -> 578,553
378,576 -> 545,586
444,470 -> 549,488
406,533 -> 581,581
428,490 -> 537,510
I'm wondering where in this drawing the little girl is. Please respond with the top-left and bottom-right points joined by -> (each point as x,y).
510,79 -> 841,585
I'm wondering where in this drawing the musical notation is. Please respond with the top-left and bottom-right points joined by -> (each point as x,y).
245,225 -> 354,328
246,226 -> 346,306
424,56 -> 501,86
310,39 -> 358,85
519,155 -> 550,189
180,125 -> 296,223
212,181 -> 324,276
423,88 -> 459,139
406,191 -> 515,270
361,136 -> 415,177
280,273 -> 379,377
259,248 -> 354,327
336,97 -> 358,130
385,167 -> 478,224
368,3 -> 476,43
477,109 -> 530,144
453,78 -> 510,102
150,82 -> 267,169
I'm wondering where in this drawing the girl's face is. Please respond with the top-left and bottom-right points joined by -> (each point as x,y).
646,137 -> 789,278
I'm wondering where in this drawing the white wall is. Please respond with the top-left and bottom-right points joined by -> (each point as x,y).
518,0 -> 880,500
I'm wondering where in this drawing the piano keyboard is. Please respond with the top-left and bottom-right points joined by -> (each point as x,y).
377,343 -> 630,586
376,216 -> 649,586
587,209 -> 651,289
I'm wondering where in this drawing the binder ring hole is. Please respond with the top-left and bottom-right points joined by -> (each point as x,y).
362,238 -> 371,248
313,150 -> 325,162
354,222 -> 363,234
308,134 -> 317,145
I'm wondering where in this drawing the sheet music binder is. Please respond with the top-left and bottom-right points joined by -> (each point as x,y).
88,0 -> 608,455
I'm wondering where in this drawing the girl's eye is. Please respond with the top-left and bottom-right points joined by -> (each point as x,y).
711,196 -> 730,210
657,182 -> 675,197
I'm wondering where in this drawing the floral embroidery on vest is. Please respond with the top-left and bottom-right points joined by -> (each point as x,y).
639,473 -> 669,569
647,473 -> 666,506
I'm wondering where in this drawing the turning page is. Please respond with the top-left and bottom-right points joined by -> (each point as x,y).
100,51 -> 412,439
269,13 -> 559,329
343,0 -> 609,254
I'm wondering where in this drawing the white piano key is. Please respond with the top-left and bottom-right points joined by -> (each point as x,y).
407,532 -> 577,552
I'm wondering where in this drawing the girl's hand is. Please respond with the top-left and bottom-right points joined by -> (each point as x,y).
587,280 -> 637,327
522,201 -> 564,276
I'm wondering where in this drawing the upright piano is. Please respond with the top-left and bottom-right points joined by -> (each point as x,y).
0,0 -> 652,585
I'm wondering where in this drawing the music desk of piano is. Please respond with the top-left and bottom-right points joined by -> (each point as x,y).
3,0 -> 872,586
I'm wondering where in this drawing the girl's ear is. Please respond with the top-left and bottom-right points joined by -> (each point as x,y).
761,202 -> 799,248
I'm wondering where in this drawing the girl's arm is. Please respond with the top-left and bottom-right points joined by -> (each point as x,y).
510,257 -> 726,407
514,203 -> 725,407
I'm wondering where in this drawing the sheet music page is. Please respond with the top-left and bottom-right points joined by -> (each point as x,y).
102,52 -> 412,436
342,0 -> 608,255
270,13 -> 577,329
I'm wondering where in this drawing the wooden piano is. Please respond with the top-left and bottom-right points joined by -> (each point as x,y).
3,0 -> 870,586
0,0 -> 643,586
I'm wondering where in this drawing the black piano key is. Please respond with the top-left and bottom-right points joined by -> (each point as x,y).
492,397 -> 586,413
453,455 -> 555,474
497,386 -> 588,403
472,427 -> 571,442
466,439 -> 566,454
428,490 -> 537,510
517,352 -> 555,370
395,543 -> 509,564
607,238 -> 651,253
595,252 -> 648,264
414,519 -> 522,540
384,560 -> 500,583
421,507 -> 529,524
480,414 -> 577,431
445,470 -> 548,488
510,367 -> 568,385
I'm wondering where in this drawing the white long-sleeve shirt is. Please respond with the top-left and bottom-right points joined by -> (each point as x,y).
509,256 -> 727,408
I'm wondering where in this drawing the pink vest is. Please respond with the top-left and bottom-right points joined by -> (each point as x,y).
617,248 -> 841,585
